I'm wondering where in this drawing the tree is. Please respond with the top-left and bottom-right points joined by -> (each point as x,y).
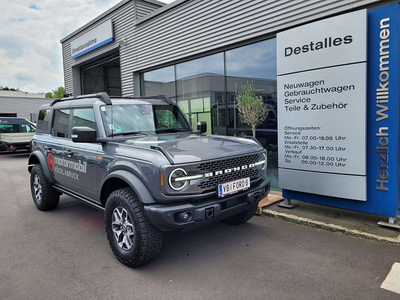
0,86 -> 20,91
46,86 -> 65,98
235,82 -> 270,138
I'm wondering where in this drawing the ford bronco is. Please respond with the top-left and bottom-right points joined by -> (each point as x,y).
28,92 -> 270,267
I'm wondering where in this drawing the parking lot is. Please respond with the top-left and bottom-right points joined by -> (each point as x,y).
1,151 -> 399,300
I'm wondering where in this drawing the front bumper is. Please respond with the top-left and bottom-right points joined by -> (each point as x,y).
144,176 -> 270,232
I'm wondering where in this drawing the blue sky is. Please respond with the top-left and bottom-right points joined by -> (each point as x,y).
0,0 -> 173,94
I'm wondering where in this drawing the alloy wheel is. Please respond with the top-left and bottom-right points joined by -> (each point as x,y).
112,206 -> 135,251
33,174 -> 42,203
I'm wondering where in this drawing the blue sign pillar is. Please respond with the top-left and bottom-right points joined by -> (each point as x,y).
283,4 -> 400,217
367,4 -> 400,217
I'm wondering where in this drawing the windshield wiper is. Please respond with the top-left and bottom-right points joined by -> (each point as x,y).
155,128 -> 190,133
109,131 -> 147,137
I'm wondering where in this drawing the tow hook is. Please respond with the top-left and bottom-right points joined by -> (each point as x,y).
193,204 -> 220,221
205,207 -> 214,219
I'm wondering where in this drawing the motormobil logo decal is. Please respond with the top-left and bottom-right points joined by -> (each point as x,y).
54,157 -> 87,173
46,153 -> 87,181
47,153 -> 54,171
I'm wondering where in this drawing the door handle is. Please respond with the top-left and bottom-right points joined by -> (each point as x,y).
65,150 -> 74,157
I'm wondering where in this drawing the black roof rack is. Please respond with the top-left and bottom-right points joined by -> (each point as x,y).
117,95 -> 174,105
50,93 -> 173,107
50,92 -> 112,106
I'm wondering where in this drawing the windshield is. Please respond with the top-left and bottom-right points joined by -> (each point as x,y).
101,104 -> 191,136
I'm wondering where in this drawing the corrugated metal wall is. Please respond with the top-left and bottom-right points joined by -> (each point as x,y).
136,0 -> 161,19
61,0 -> 161,96
62,0 -> 385,96
62,41 -> 74,95
121,0 -> 161,95
132,0 -> 382,73
62,0 -> 134,95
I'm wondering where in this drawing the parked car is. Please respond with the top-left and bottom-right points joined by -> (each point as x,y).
0,117 -> 36,152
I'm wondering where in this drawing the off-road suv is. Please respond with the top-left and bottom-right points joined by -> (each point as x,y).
28,92 -> 270,267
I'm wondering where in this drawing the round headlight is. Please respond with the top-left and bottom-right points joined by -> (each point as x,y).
262,153 -> 267,170
254,152 -> 267,170
168,168 -> 189,191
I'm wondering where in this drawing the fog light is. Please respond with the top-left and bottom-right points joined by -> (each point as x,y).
176,211 -> 192,222
183,212 -> 191,221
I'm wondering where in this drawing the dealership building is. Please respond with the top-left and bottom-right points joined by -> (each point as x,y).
61,0 -> 400,220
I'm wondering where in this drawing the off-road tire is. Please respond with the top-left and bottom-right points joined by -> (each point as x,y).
104,187 -> 163,268
30,164 -> 60,211
222,203 -> 258,225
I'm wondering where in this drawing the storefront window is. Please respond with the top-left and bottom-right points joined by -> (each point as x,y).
226,39 -> 278,187
140,38 -> 279,188
176,53 -> 224,134
142,66 -> 176,101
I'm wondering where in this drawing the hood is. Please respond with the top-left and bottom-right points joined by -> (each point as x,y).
123,133 -> 263,164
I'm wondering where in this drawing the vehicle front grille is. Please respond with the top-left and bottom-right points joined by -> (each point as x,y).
197,153 -> 263,191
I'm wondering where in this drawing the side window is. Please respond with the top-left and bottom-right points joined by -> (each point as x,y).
155,108 -> 182,129
72,108 -> 97,131
37,109 -> 51,133
0,124 -> 18,133
52,110 -> 71,138
21,124 -> 36,133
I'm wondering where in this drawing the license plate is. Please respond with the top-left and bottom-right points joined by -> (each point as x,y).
218,177 -> 250,198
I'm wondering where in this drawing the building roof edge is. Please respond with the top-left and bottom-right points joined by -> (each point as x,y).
60,0 -> 165,43
136,0 -> 188,25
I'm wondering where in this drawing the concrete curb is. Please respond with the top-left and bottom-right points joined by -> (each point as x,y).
262,209 -> 400,245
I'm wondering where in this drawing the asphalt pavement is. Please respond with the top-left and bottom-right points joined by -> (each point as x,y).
0,151 -> 399,300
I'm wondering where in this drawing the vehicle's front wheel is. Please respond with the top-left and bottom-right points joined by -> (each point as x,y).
222,203 -> 258,225
104,187 -> 163,268
30,164 -> 60,211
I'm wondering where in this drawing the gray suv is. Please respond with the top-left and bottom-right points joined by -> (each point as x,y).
28,93 -> 270,267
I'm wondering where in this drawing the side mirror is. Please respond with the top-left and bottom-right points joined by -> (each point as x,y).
71,127 -> 97,143
197,121 -> 207,134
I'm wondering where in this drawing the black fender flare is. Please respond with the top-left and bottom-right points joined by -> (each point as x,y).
28,151 -> 55,183
100,170 -> 156,204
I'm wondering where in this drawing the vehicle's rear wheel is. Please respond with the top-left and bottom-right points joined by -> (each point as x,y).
104,187 -> 163,268
30,164 -> 59,211
222,203 -> 258,225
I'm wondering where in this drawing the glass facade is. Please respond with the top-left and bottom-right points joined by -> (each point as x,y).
141,39 -> 278,188
226,39 -> 278,188
142,66 -> 176,102
176,53 -> 224,134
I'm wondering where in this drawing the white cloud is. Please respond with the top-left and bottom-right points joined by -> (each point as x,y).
0,0 -> 174,93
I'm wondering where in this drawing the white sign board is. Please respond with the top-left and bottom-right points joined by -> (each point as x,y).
277,10 -> 367,75
277,10 -> 367,201
70,20 -> 113,59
